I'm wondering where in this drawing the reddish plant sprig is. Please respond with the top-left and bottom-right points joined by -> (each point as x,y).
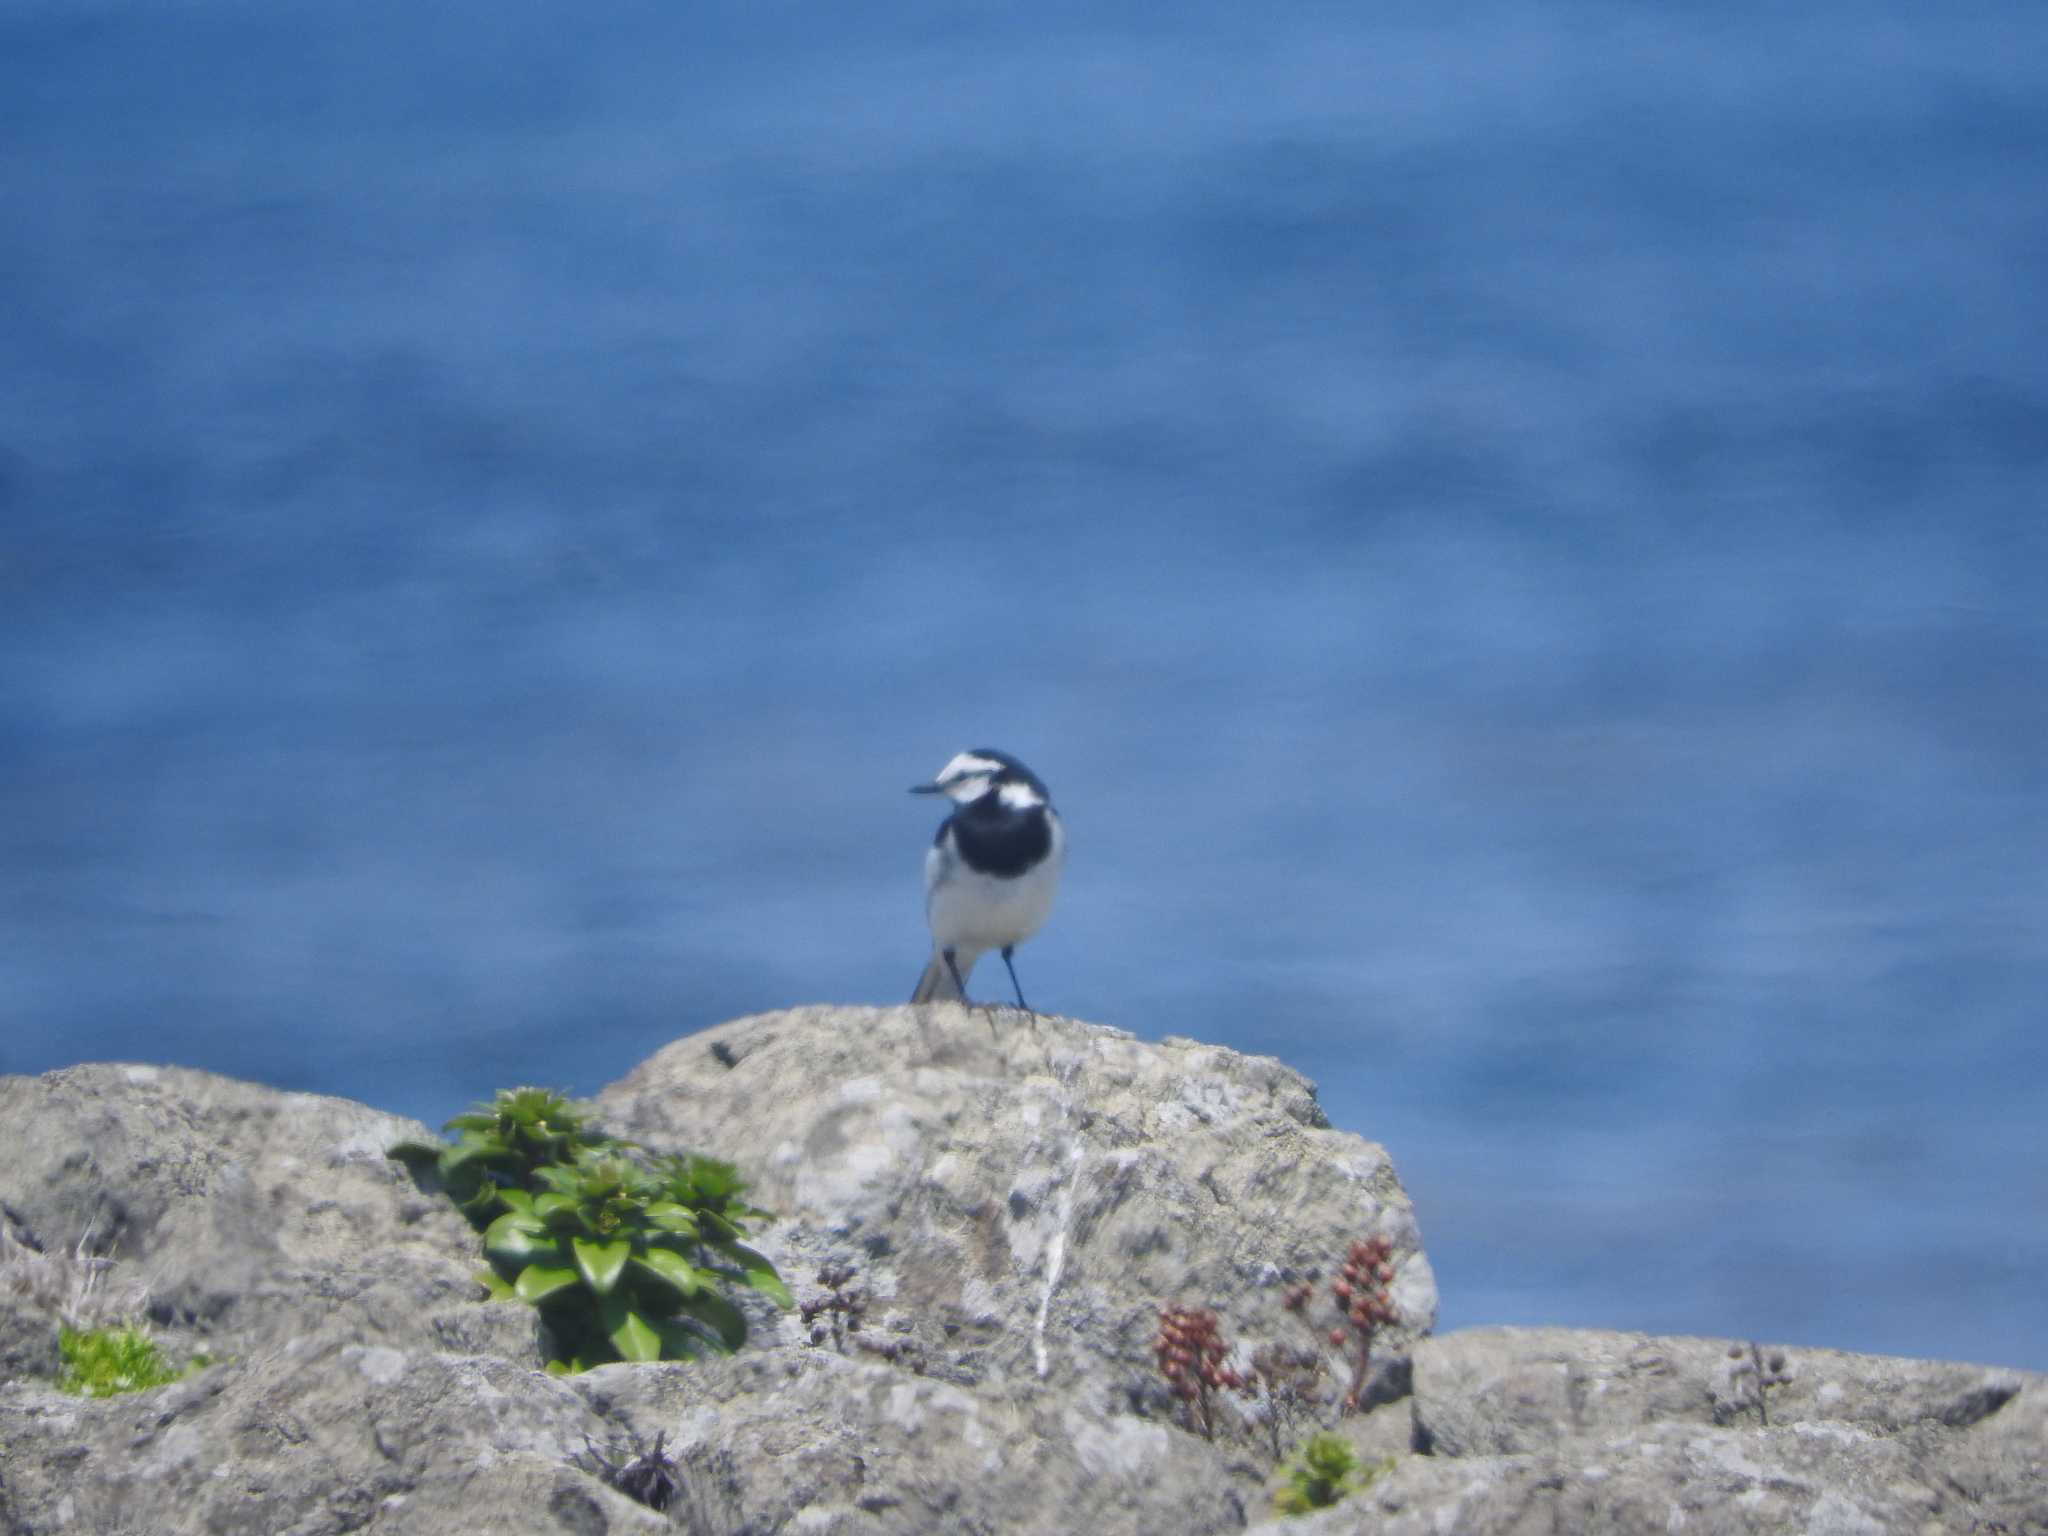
1330,1236 -> 1397,1412
1153,1304 -> 1244,1438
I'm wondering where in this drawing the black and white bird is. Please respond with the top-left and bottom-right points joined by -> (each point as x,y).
909,749 -> 1065,1010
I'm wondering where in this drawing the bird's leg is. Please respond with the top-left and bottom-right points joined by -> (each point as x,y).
1000,946 -> 1035,1016
941,947 -> 1000,1036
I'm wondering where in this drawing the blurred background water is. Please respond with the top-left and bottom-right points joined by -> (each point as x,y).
4,1 -> 2045,1368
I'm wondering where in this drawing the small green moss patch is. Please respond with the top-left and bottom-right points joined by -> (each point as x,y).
1273,1432 -> 1392,1517
57,1325 -> 184,1397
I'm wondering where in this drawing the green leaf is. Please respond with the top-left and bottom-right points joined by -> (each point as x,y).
533,1164 -> 584,1196
475,1267 -> 516,1301
603,1298 -> 663,1363
456,1126 -> 511,1155
497,1087 -> 564,1126
653,1318 -> 716,1361
532,1192 -> 584,1229
572,1237 -> 632,1296
514,1264 -> 581,1303
643,1201 -> 701,1236
724,1243 -> 793,1308
684,1155 -> 745,1201
696,1209 -> 740,1242
495,1188 -> 537,1216
676,1290 -> 748,1352
631,1248 -> 702,1297
483,1212 -> 555,1262
444,1146 -> 512,1187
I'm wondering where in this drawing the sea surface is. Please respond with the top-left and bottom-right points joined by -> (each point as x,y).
4,1 -> 2046,1369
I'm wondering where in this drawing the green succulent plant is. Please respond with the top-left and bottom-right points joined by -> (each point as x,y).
1272,1432 -> 1390,1517
391,1087 -> 605,1226
390,1088 -> 791,1372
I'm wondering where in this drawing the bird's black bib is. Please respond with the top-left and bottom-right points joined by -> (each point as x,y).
945,803 -> 1053,879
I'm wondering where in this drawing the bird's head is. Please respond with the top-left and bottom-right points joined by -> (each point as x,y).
910,749 -> 1049,810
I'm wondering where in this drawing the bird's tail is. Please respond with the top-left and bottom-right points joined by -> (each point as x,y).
911,948 -> 979,1004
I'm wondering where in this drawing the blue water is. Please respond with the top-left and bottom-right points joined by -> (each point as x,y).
4,2 -> 2046,1370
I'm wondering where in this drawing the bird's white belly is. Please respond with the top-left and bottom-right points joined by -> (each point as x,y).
925,826 -> 1064,953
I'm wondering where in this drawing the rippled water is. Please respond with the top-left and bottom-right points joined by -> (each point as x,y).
4,1 -> 2045,1368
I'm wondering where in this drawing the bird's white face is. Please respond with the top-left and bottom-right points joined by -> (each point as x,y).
930,752 -> 1006,804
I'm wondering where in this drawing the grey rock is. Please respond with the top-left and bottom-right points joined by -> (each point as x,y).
571,1349 -> 1262,1536
592,1005 -> 1437,1403
1263,1417 -> 1948,1536
1938,1380 -> 2048,1536
1412,1325 -> 2034,1455
1,1011 -> 2040,1536
0,1010 -> 1424,1535
0,1063 -> 481,1362
0,1341 -> 668,1536
1259,1326 -> 2047,1536
0,1296 -> 62,1383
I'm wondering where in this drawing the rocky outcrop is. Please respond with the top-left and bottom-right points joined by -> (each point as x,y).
1295,1327 -> 2046,1535
0,1063 -> 497,1362
591,1004 -> 1435,1402
0,1007 -> 2040,1536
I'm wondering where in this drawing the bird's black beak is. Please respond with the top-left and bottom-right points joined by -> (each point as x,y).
909,782 -> 944,795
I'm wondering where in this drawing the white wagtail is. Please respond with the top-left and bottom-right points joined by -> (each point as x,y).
909,749 -> 1065,1011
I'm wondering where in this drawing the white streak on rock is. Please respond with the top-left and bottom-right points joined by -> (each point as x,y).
1034,1135 -> 1085,1379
